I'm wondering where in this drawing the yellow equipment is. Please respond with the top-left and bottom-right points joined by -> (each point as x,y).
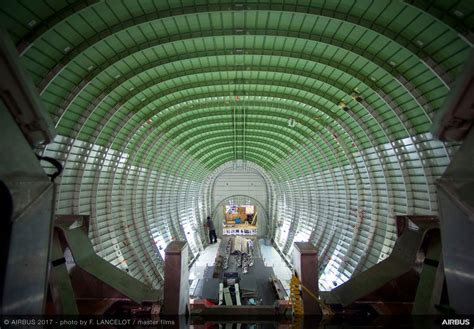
290,273 -> 334,316
290,274 -> 304,316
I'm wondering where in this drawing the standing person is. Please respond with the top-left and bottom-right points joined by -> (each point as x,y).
206,216 -> 217,244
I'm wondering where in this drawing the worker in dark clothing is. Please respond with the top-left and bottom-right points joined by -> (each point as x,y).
206,216 -> 217,244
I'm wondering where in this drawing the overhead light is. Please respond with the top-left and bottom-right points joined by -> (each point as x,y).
87,65 -> 94,71
115,73 -> 121,79
63,46 -> 71,53
351,88 -> 363,102
453,10 -> 464,17
339,100 -> 350,112
415,40 -> 424,47
27,20 -> 37,28
129,87 -> 135,91
288,117 -> 296,127
146,119 -> 152,124
370,76 -> 377,82
389,60 -> 397,67
141,96 -> 146,101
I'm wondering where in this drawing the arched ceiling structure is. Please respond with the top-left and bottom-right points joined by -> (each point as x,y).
1,0 -> 472,290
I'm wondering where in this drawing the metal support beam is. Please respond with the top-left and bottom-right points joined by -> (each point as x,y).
48,229 -> 78,315
54,216 -> 161,305
432,49 -> 474,141
412,229 -> 443,314
325,227 -> 426,307
163,241 -> 189,315
437,126 -> 474,315
0,30 -> 56,314
0,29 -> 55,146
292,242 -> 321,315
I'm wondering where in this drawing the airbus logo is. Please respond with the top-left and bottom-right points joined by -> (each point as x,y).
441,319 -> 470,326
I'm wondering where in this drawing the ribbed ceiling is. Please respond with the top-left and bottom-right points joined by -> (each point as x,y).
1,0 -> 472,289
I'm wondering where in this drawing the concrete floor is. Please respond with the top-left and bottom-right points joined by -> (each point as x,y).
189,238 -> 292,280
258,239 -> 292,281
189,238 -> 292,299
189,238 -> 221,280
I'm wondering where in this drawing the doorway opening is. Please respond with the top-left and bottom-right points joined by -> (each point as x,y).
211,195 -> 270,239
223,204 -> 257,236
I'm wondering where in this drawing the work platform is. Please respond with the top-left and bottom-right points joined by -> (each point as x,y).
190,236 -> 290,309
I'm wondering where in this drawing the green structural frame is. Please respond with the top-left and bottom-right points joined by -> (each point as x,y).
1,0 -> 472,290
